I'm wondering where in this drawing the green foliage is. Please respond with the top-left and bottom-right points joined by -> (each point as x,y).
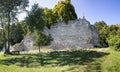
25,4 -> 45,33
0,23 -> 24,46
0,0 -> 29,54
0,29 -> 7,48
94,21 -> 107,31
34,30 -> 52,47
107,35 -> 120,51
10,23 -> 24,45
99,26 -> 109,47
53,0 -> 77,23
65,0 -> 71,4
26,4 -> 53,50
107,25 -> 120,51
26,4 -> 52,51
44,8 -> 55,29
94,21 -> 108,47
0,0 -> 29,21
17,20 -> 29,35
94,21 -> 120,51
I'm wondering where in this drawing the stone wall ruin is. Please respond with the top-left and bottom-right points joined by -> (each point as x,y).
14,17 -> 100,51
44,17 -> 100,50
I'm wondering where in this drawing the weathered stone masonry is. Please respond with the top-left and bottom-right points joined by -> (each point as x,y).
44,17 -> 100,50
12,17 -> 100,51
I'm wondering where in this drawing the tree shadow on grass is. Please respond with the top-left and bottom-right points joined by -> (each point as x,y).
49,50 -> 109,66
0,50 -> 109,68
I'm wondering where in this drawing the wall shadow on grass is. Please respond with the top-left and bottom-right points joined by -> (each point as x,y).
0,50 -> 109,68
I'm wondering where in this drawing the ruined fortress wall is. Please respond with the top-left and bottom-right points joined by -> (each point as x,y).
17,18 -> 100,51
45,18 -> 100,50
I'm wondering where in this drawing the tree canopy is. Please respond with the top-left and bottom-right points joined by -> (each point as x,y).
53,0 -> 77,23
44,8 -> 55,29
25,4 -> 52,53
94,21 -> 120,51
94,21 -> 107,31
25,4 -> 45,33
0,0 -> 29,54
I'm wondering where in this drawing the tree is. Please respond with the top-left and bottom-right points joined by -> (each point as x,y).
26,4 -> 45,33
99,26 -> 109,47
107,25 -> 120,51
94,21 -> 107,31
26,4 -> 52,53
17,20 -> 29,36
65,0 -> 71,4
0,13 -> 7,51
107,35 -> 120,51
34,30 -> 52,53
0,30 -> 4,47
10,23 -> 24,45
0,0 -> 29,54
95,22 -> 120,50
94,21 -> 108,47
0,29 -> 4,51
53,0 -> 77,23
44,8 -> 55,29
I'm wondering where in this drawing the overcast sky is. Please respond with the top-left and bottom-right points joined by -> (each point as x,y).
18,0 -> 120,25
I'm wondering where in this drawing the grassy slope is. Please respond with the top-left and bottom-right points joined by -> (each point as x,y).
0,48 -> 120,72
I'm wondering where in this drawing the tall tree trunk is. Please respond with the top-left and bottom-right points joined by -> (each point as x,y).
4,42 -> 7,54
5,13 -> 10,54
39,46 -> 40,53
2,30 -> 7,54
0,16 -> 7,53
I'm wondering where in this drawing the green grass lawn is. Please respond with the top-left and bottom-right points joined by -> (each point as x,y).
101,48 -> 120,72
0,48 -> 120,72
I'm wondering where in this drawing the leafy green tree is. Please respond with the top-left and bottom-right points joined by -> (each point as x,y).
17,20 -> 29,36
96,22 -> 120,51
44,8 -> 55,29
99,26 -> 109,47
108,25 -> 119,35
34,30 -> 52,53
0,12 -> 8,51
65,0 -> 71,4
53,0 -> 77,23
26,4 -> 45,33
10,23 -> 24,45
107,25 -> 120,51
94,21 -> 108,47
107,35 -> 120,51
0,0 -> 29,54
0,15 -> 7,50
26,4 -> 52,52
94,21 -> 107,31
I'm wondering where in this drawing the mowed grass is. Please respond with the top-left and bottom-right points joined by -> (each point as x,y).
101,48 -> 120,72
0,48 -> 120,72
